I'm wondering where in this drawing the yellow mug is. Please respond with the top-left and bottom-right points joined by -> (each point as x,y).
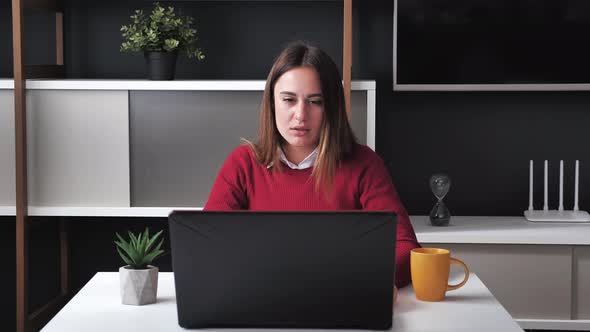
410,248 -> 469,301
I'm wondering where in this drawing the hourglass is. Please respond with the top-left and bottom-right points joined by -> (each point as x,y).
429,173 -> 451,226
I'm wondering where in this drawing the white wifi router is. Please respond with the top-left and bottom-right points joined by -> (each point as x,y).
524,160 -> 590,222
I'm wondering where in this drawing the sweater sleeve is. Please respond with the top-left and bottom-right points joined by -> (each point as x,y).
203,147 -> 250,210
358,151 -> 421,288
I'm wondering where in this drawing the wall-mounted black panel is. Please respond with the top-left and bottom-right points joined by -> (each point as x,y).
0,218 -> 15,332
0,2 -> 59,77
23,9 -> 57,66
0,1 -> 12,77
395,0 -> 590,85
28,217 -> 60,313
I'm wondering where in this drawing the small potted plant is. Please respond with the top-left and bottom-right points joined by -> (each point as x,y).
120,2 -> 205,80
115,227 -> 165,305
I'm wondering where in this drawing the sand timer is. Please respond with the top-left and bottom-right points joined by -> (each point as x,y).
429,173 -> 451,226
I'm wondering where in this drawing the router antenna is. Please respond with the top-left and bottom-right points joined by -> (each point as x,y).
559,160 -> 564,211
544,160 -> 549,211
525,159 -> 590,223
574,160 -> 580,211
529,160 -> 534,211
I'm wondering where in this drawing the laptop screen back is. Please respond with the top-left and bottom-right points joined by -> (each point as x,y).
168,211 -> 397,330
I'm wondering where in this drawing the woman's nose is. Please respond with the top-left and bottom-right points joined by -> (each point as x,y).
294,101 -> 307,121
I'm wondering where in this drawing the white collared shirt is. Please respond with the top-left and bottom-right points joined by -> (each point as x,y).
279,147 -> 318,170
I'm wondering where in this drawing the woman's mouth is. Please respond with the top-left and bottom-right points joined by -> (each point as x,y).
290,128 -> 309,136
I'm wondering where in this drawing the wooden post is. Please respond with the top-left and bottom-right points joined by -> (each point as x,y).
12,0 -> 29,331
343,0 -> 352,119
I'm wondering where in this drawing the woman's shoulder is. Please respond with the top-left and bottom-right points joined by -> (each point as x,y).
350,143 -> 383,163
226,144 -> 257,164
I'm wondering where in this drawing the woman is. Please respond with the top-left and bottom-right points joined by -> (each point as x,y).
204,42 -> 420,292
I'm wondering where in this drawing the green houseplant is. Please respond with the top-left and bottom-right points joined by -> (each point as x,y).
120,2 -> 205,80
115,227 -> 165,305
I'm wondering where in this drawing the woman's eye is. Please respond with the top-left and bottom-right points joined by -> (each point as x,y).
282,98 -> 295,103
309,99 -> 323,105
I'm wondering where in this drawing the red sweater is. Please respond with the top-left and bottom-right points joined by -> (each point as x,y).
204,144 -> 420,287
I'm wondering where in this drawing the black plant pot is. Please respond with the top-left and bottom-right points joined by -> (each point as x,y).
144,51 -> 178,80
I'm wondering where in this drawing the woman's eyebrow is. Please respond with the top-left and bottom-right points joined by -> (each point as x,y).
278,91 -> 322,98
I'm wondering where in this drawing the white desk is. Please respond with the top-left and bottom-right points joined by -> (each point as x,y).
40,272 -> 522,332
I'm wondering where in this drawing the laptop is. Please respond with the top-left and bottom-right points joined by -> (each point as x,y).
168,210 -> 397,330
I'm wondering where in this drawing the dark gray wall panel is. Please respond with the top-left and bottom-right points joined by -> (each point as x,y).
130,91 -> 261,207
130,90 -> 369,207
350,91 -> 367,146
0,90 -> 15,206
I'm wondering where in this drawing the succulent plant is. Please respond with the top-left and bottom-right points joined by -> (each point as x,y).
115,227 -> 165,269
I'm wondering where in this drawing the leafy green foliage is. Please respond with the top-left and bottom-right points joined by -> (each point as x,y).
120,2 -> 205,60
115,227 -> 165,269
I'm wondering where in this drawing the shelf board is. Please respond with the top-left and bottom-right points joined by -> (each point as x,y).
0,79 -> 14,89
0,206 -> 16,216
0,79 -> 375,91
0,206 -> 202,217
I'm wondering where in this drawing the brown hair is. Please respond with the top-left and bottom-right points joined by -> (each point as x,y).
245,41 -> 357,193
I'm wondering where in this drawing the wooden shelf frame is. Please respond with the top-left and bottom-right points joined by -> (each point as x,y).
13,1 -> 67,332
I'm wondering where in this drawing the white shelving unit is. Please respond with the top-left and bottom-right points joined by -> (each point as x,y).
0,79 -> 376,217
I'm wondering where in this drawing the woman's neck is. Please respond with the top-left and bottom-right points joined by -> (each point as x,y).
282,145 -> 316,165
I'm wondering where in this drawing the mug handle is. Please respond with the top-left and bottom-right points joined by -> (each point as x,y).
447,257 -> 469,291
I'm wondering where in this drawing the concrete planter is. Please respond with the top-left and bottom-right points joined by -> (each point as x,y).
119,265 -> 158,305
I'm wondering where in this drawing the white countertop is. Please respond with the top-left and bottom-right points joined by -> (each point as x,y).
40,272 -> 523,332
0,79 -> 375,91
411,215 -> 590,245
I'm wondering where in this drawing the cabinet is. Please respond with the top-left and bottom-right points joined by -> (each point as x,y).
428,243 -> 572,320
412,216 -> 590,330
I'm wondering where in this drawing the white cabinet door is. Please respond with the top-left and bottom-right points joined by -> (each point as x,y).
26,90 -> 130,207
575,246 -> 590,319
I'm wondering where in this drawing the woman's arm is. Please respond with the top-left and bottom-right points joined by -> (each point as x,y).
203,147 -> 250,210
358,152 -> 421,288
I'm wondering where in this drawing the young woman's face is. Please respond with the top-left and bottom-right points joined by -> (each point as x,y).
273,66 -> 324,158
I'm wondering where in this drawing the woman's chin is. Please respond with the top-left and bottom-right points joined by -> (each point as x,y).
286,138 -> 315,148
